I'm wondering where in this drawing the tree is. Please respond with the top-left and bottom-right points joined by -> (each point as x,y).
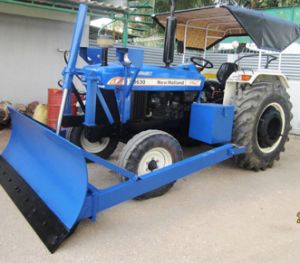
154,0 -> 214,13
155,0 -> 300,11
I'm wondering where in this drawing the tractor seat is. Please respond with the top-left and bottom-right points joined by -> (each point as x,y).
206,62 -> 238,90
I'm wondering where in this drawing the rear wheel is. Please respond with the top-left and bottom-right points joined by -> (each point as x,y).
232,81 -> 292,170
68,127 -> 118,159
118,130 -> 183,200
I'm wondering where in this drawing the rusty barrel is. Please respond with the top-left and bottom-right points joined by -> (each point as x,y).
47,89 -> 76,129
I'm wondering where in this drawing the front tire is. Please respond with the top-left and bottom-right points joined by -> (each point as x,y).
118,130 -> 183,200
68,127 -> 118,159
232,81 -> 292,170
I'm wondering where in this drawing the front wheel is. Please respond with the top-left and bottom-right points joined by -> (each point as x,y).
232,81 -> 292,170
118,130 -> 183,200
67,127 -> 118,159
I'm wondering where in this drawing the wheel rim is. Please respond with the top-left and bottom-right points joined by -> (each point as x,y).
256,102 -> 285,154
80,132 -> 110,153
137,147 -> 173,176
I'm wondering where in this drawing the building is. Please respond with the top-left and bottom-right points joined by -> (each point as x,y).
0,0 -> 127,104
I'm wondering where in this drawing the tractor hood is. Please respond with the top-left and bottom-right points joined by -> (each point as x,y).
84,63 -> 204,91
154,5 -> 300,52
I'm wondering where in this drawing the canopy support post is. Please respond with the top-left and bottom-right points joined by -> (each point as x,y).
258,50 -> 262,69
203,27 -> 208,59
278,53 -> 282,71
182,21 -> 189,64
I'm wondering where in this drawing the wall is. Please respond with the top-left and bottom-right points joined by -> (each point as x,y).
0,5 -> 89,104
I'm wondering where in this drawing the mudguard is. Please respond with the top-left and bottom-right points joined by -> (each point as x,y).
0,108 -> 88,252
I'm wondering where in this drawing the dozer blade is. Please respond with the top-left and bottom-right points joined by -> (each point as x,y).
0,108 -> 88,253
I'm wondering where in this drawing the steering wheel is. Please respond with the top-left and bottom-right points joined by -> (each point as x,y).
190,57 -> 214,71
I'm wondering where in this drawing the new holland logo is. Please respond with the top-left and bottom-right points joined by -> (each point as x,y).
107,77 -> 201,86
108,77 -> 124,85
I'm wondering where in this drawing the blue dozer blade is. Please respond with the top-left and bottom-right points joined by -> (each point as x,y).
0,108 -> 88,251
0,107 -> 246,253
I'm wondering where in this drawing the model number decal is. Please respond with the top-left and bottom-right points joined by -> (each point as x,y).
107,77 -> 201,86
134,79 -> 146,85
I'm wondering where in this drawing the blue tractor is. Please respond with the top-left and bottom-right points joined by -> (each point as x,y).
0,1 -> 298,252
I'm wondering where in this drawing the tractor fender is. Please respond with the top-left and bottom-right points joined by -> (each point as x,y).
223,70 -> 289,105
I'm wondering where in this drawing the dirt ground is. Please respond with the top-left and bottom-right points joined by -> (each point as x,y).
0,128 -> 300,263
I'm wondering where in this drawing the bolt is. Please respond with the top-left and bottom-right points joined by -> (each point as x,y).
148,160 -> 158,171
49,235 -> 59,245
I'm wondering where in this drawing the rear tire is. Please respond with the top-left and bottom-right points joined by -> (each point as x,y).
232,81 -> 292,170
67,127 -> 118,159
118,130 -> 183,200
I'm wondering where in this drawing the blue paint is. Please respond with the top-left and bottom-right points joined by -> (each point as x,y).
79,47 -> 102,65
61,4 -> 87,116
2,108 -> 245,229
189,103 -> 235,144
116,47 -> 144,68
83,63 -> 205,92
0,4 -> 247,234
79,142 -> 245,220
3,108 -> 88,230
78,60 -> 205,124
84,78 -> 97,126
62,4 -> 87,90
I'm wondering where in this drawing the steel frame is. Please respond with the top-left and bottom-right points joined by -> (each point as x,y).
178,10 -> 283,70
181,15 -> 244,63
0,0 -> 129,14
78,143 -> 245,221
0,3 -> 247,253
59,4 -> 247,222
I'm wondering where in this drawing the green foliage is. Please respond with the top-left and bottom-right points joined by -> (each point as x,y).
154,0 -> 214,12
238,0 -> 300,8
154,0 -> 300,11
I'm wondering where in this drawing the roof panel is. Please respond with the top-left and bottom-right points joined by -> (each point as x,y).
154,5 -> 300,52
2,0 -> 129,15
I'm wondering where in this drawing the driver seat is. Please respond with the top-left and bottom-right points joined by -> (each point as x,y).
206,62 -> 238,90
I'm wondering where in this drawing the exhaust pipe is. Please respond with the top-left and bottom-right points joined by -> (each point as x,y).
163,0 -> 177,67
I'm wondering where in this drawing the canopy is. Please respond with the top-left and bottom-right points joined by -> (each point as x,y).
154,5 -> 300,52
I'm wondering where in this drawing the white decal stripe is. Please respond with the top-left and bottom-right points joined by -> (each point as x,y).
108,77 -> 201,86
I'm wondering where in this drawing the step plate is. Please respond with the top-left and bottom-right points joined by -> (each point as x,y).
0,156 -> 72,253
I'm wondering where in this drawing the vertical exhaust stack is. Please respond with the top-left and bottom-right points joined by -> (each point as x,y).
163,0 -> 177,67
102,48 -> 108,66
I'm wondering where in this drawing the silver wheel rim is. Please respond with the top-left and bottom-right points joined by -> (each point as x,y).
80,132 -> 110,153
137,147 -> 173,176
256,102 -> 285,154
